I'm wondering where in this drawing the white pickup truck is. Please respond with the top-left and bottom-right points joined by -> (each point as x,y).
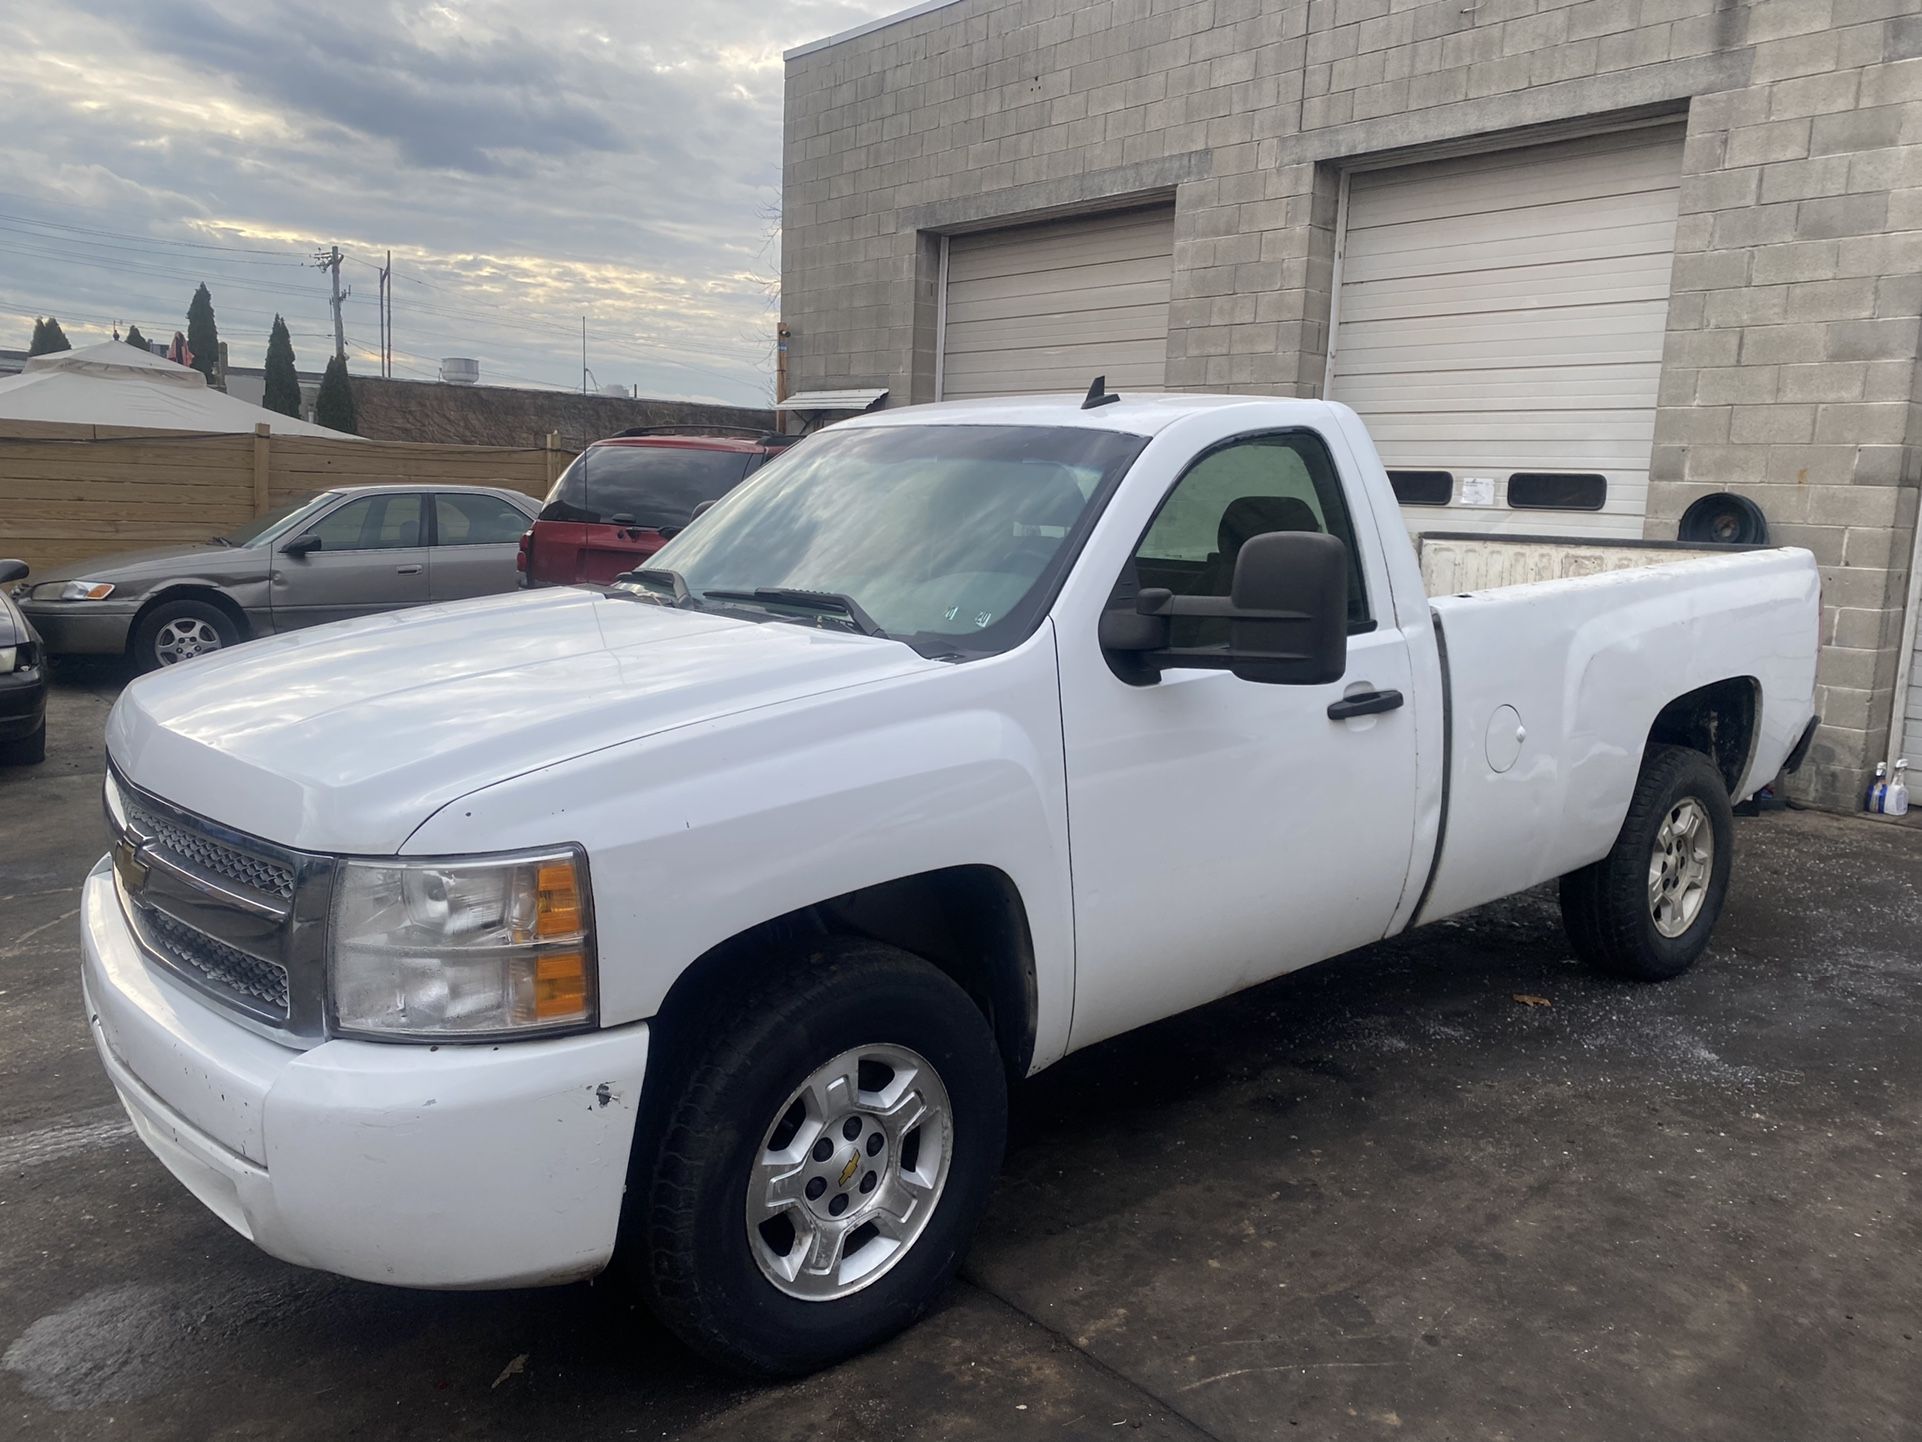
83,394 -> 1820,1373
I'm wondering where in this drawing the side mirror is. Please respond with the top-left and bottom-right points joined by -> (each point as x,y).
1222,530 -> 1349,685
1098,531 -> 1349,686
0,559 -> 27,586
282,534 -> 322,557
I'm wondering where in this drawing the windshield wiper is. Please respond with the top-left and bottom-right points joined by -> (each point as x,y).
209,536 -> 232,547
700,586 -> 887,638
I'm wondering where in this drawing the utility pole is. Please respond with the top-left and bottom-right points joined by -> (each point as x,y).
581,315 -> 588,395
313,245 -> 347,361
378,249 -> 392,378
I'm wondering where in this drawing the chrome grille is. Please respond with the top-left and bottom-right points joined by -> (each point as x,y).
107,764 -> 332,1042
144,909 -> 291,1013
125,800 -> 295,901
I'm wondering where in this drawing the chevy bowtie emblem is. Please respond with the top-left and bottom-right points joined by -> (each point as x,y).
838,1154 -> 860,1189
112,837 -> 149,892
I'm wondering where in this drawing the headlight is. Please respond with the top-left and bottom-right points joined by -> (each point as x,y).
33,580 -> 115,601
330,848 -> 596,1039
0,645 -> 15,674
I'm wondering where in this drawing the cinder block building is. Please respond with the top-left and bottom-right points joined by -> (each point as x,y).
780,0 -> 1922,809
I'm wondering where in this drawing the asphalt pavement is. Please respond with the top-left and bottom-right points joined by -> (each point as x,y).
3,663 -> 1918,1440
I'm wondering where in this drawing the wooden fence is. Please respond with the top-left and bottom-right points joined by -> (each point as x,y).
0,421 -> 579,576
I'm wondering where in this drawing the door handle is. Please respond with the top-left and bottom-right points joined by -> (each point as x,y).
1328,688 -> 1404,721
396,564 -> 423,575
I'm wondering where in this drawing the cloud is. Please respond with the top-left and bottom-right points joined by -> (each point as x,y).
0,0 -> 902,405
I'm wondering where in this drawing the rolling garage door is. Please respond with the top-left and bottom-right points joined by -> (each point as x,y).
1330,126 -> 1685,538
939,208 -> 1174,400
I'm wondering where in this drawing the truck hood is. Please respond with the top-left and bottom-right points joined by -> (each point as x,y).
106,587 -> 939,852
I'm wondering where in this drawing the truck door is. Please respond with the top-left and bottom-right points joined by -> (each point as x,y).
1058,430 -> 1421,1050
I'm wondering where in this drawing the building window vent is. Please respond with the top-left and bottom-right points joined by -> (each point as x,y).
1387,470 -> 1454,506
1508,472 -> 1607,511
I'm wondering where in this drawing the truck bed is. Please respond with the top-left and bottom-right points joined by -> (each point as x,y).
1417,532 -> 1741,597
1412,543 -> 1821,927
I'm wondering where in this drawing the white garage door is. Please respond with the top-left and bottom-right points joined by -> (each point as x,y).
940,208 -> 1174,401
1330,126 -> 1685,538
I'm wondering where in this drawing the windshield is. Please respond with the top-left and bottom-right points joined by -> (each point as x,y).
220,494 -> 332,547
540,444 -> 754,530
643,424 -> 1147,656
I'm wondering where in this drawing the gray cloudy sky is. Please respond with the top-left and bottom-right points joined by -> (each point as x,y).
0,0 -> 897,406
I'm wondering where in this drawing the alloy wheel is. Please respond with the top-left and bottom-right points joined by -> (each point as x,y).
745,1042 -> 952,1302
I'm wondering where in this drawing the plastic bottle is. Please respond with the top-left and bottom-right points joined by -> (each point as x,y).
1866,761 -> 1887,814
1887,760 -> 1909,818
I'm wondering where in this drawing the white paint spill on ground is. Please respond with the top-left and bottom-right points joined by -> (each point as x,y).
0,1106 -> 132,1171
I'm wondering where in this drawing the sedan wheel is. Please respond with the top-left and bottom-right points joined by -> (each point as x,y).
132,600 -> 241,673
154,616 -> 225,665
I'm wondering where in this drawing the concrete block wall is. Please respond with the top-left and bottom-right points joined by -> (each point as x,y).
784,0 -> 1922,808
1647,31 -> 1922,806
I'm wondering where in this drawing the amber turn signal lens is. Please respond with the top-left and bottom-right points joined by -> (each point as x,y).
535,861 -> 584,938
534,951 -> 590,1021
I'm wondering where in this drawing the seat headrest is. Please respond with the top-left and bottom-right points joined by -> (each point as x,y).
1218,495 -> 1320,555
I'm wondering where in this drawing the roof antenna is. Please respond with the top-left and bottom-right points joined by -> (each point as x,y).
1081,374 -> 1120,410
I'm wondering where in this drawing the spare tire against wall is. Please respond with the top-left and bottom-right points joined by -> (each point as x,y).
1679,492 -> 1769,546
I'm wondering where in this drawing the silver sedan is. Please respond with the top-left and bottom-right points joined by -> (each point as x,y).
15,485 -> 539,671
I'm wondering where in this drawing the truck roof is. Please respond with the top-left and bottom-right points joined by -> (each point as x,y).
839,393 -> 1341,437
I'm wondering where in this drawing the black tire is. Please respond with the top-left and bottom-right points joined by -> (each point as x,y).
0,720 -> 45,765
131,599 -> 239,673
633,940 -> 1007,1375
1560,745 -> 1734,981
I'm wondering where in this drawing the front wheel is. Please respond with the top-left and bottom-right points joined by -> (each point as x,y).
633,940 -> 1007,1375
1560,745 -> 1735,981
131,599 -> 238,672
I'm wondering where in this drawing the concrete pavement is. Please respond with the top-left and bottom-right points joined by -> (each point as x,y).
3,666 -> 1917,1440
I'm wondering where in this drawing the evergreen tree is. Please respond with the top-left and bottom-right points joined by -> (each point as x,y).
124,324 -> 150,351
263,316 -> 301,417
185,283 -> 219,385
314,354 -> 358,434
27,316 -> 71,356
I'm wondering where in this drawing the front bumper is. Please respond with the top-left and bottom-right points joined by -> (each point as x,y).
20,602 -> 137,655
80,858 -> 651,1288
0,664 -> 44,739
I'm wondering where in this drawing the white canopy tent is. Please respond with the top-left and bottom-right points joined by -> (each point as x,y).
0,342 -> 354,438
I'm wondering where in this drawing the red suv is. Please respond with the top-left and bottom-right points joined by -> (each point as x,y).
521,429 -> 794,587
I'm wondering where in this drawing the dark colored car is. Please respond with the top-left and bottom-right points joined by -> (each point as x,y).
522,429 -> 796,587
0,559 -> 47,766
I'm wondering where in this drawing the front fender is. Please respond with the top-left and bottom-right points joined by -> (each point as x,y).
402,626 -> 1077,1072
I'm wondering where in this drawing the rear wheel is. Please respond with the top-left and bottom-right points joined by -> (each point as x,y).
132,600 -> 238,672
1560,745 -> 1734,981
633,940 -> 1007,1375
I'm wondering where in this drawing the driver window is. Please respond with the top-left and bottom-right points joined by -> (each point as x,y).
302,493 -> 422,551
1130,433 -> 1369,646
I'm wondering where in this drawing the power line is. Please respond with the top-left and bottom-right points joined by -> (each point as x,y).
0,218 -> 311,269
0,239 -> 328,304
0,199 -> 312,257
